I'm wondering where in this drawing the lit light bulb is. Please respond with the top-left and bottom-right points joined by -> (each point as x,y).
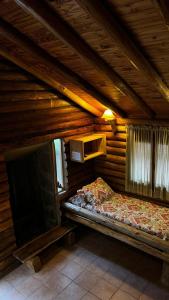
102,109 -> 115,121
102,109 -> 116,133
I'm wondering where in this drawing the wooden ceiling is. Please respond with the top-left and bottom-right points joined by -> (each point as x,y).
0,0 -> 169,119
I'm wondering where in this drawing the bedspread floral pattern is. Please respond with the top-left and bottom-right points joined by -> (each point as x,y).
69,191 -> 169,240
94,193 -> 169,240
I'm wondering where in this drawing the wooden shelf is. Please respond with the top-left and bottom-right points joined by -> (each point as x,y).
70,134 -> 106,163
84,151 -> 105,161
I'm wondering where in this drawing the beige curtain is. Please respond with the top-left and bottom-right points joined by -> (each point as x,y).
154,127 -> 169,201
125,126 -> 153,197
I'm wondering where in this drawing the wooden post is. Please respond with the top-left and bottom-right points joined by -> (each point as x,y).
64,231 -> 76,247
25,256 -> 42,273
161,261 -> 169,287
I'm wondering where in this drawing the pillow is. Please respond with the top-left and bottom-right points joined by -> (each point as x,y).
69,191 -> 86,208
77,189 -> 95,205
69,190 -> 95,209
80,177 -> 114,205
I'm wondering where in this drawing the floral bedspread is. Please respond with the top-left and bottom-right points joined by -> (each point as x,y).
68,192 -> 169,240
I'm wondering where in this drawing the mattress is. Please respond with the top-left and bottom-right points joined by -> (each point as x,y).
68,192 -> 169,240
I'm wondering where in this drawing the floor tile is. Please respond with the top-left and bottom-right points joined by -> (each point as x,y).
120,273 -> 148,299
111,289 -> 136,300
4,265 -> 31,288
44,271 -> 71,293
87,257 -> 110,278
74,249 -> 97,267
55,282 -> 87,300
1,230 -> 168,300
140,282 -> 169,300
104,263 -> 129,288
0,286 -> 26,300
0,280 -> 15,300
34,254 -> 71,282
75,269 -> 100,291
26,285 -> 56,300
44,253 -> 71,272
57,247 -> 78,260
60,260 -> 84,280
82,292 -> 100,300
91,278 -> 117,300
15,276 -> 42,298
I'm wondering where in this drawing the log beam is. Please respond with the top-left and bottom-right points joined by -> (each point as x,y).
0,18 -> 126,117
15,0 -> 154,118
77,0 -> 169,104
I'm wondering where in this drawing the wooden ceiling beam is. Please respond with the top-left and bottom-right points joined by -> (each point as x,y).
77,0 -> 169,104
0,18 -> 127,118
15,0 -> 154,118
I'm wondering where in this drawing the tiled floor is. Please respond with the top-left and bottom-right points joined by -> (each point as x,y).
1,229 -> 169,300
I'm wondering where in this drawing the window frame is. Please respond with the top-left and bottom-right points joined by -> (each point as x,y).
126,126 -> 169,200
52,138 -> 68,196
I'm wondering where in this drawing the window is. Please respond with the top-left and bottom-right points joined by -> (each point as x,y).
126,126 -> 153,197
53,139 -> 67,194
154,128 -> 169,200
126,126 -> 169,200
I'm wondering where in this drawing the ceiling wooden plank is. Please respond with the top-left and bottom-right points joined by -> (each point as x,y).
15,0 -> 154,118
0,18 -> 127,118
76,0 -> 169,105
155,0 -> 169,30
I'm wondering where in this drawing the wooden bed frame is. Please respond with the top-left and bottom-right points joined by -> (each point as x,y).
63,202 -> 169,287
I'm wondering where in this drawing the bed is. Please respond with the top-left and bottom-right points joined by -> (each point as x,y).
62,177 -> 169,286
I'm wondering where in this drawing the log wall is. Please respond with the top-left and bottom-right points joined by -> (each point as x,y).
94,118 -> 126,192
0,58 -> 95,277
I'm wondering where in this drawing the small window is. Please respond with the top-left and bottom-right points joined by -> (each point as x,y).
53,139 -> 67,194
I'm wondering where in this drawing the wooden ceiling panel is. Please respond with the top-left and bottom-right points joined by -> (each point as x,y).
0,37 -> 96,110
0,1 -> 148,117
0,1 -> 137,116
0,0 -> 169,117
106,0 -> 169,93
46,0 -> 168,114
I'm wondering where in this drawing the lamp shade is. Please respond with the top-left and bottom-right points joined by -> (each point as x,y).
102,109 -> 115,121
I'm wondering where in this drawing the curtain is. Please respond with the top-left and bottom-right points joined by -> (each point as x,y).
125,125 -> 153,197
154,127 -> 169,201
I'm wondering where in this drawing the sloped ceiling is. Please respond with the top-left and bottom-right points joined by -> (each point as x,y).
0,0 -> 169,119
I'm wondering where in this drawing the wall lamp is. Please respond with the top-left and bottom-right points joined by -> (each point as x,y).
102,109 -> 116,133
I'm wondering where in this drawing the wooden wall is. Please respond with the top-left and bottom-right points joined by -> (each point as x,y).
0,57 -> 95,277
94,117 -> 169,197
94,118 -> 126,192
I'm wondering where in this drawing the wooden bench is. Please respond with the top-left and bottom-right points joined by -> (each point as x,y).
13,222 -> 77,272
63,202 -> 169,287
